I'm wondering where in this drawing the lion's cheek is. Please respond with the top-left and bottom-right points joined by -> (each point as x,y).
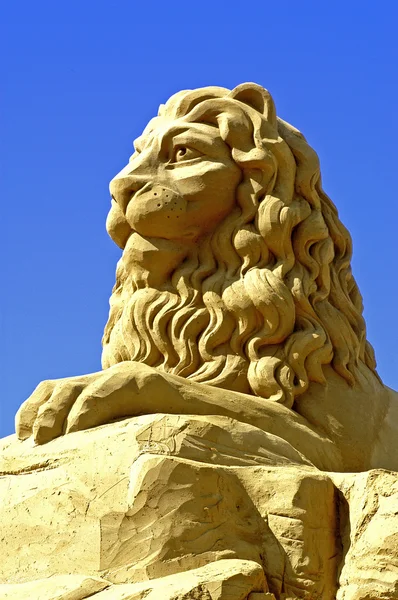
173,163 -> 240,226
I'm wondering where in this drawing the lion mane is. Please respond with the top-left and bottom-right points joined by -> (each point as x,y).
102,83 -> 377,408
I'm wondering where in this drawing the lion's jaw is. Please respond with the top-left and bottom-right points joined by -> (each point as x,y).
115,232 -> 192,289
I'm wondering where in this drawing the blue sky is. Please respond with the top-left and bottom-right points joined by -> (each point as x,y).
1,1 -> 398,438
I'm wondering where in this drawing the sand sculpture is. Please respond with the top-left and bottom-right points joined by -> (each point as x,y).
1,83 -> 397,599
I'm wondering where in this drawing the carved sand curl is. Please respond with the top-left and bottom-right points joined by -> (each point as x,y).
102,84 -> 377,408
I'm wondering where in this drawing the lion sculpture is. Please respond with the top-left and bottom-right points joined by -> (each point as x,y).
16,83 -> 398,473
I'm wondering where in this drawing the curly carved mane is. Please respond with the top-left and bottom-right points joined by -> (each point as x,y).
102,83 -> 377,408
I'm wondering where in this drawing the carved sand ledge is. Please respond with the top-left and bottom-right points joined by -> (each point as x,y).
1,418 -> 397,598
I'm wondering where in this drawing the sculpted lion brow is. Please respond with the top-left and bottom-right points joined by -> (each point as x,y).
162,123 -> 220,144
158,125 -> 200,153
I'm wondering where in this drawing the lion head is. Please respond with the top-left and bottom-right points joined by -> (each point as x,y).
102,83 -> 377,409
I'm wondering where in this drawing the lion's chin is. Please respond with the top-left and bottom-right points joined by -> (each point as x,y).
118,232 -> 192,288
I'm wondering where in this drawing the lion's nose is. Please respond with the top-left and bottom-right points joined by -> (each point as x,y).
109,174 -> 147,213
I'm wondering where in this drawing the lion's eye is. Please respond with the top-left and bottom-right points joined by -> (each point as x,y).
172,146 -> 202,163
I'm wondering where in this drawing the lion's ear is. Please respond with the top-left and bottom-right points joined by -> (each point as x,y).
230,83 -> 277,128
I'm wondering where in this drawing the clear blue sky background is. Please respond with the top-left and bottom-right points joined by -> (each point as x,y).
1,1 -> 398,439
